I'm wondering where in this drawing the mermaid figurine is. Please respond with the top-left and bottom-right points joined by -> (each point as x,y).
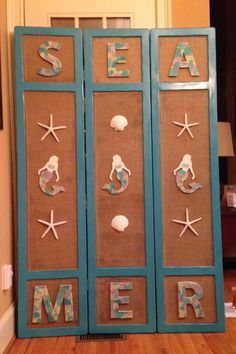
38,155 -> 65,196
174,154 -> 202,194
102,154 -> 131,195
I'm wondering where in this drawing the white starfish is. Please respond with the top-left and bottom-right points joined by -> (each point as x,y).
37,113 -> 67,142
37,209 -> 67,240
172,112 -> 199,138
172,208 -> 202,238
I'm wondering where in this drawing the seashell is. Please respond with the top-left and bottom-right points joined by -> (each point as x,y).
111,215 -> 129,232
110,115 -> 128,132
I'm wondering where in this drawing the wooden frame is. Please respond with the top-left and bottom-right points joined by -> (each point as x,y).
151,27 -> 225,332
14,26 -> 224,338
84,28 -> 156,333
14,26 -> 87,338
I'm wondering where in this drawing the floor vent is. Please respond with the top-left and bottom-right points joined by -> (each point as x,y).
77,333 -> 127,342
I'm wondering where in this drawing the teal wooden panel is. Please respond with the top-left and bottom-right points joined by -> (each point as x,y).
84,29 -> 156,333
151,28 -> 225,332
15,26 -> 87,337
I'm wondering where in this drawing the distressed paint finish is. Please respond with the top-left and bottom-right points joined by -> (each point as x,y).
32,284 -> 74,323
107,42 -> 130,77
110,282 -> 133,319
178,281 -> 205,318
38,41 -> 62,76
169,42 -> 200,77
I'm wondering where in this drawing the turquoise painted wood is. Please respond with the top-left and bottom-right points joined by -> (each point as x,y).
14,26 -> 87,337
84,29 -> 156,333
151,28 -> 225,332
15,26 -> 225,337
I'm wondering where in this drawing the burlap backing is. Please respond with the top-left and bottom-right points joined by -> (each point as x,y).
158,36 -> 208,82
27,278 -> 79,328
164,275 -> 216,323
92,37 -> 141,83
25,91 -> 78,270
23,35 -> 75,82
96,276 -> 147,324
159,90 -> 213,266
94,92 -> 146,267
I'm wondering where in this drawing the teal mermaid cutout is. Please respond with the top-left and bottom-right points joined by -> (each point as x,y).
103,155 -> 131,195
174,154 -> 202,194
103,169 -> 129,194
38,155 -> 65,196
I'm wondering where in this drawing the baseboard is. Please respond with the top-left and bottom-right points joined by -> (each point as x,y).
0,304 -> 15,354
3,335 -> 16,354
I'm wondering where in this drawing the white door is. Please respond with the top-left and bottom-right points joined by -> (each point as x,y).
24,0 -> 158,28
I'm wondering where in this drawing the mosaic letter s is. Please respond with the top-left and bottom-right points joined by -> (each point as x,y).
38,41 -> 62,76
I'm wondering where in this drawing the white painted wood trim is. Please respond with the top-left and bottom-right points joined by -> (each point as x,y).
6,1 -> 24,281
0,304 -> 15,354
74,17 -> 79,28
102,16 -> 107,29
47,12 -> 134,29
6,0 -> 25,145
156,0 -> 172,28
7,0 -> 25,29
48,12 -> 133,19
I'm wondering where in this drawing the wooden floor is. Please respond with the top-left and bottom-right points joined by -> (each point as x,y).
6,269 -> 236,354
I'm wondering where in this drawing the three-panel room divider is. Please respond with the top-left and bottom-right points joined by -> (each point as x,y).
14,26 -> 225,337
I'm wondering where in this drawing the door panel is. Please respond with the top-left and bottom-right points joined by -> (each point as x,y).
84,29 -> 156,333
151,28 -> 225,332
24,0 -> 156,28
15,26 -> 87,337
